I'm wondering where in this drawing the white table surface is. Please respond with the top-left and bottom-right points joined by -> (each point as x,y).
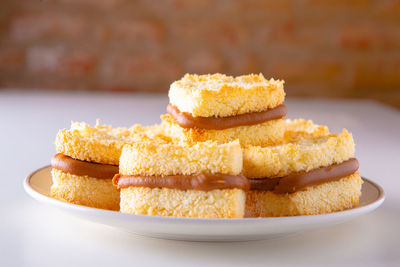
1,90 -> 399,267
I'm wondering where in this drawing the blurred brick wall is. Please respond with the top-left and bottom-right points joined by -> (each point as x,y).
0,0 -> 399,107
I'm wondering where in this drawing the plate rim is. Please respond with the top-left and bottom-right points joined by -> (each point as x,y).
24,165 -> 385,224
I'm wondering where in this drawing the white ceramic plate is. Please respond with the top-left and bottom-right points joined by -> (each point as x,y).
24,166 -> 385,241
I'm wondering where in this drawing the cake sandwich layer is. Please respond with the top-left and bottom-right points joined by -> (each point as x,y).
115,139 -> 248,218
249,158 -> 359,193
168,73 -> 285,117
51,152 -> 120,211
50,121 -> 165,211
244,129 -> 363,217
162,73 -> 287,146
167,103 -> 287,130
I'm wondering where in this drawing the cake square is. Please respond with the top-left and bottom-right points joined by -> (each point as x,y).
161,114 -> 286,146
51,121 -> 165,211
244,128 -> 363,217
169,73 -> 285,117
114,140 -> 249,218
163,73 -> 287,146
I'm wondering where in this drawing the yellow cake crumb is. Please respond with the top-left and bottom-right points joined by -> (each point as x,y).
120,187 -> 245,218
169,73 -> 285,117
243,129 -> 355,178
161,114 -> 286,146
119,140 -> 242,176
50,168 -> 120,211
283,119 -> 329,141
246,172 -> 363,217
55,121 -> 166,165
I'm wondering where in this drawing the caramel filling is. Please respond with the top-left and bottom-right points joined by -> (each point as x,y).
249,158 -> 359,194
167,104 -> 287,130
51,153 -> 119,179
113,173 -> 250,191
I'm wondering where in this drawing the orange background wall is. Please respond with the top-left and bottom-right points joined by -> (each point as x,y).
0,0 -> 399,107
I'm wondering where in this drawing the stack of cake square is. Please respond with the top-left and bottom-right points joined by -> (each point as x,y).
50,121 -> 162,210
243,129 -> 362,217
50,73 -> 363,219
113,139 -> 248,218
162,73 -> 287,146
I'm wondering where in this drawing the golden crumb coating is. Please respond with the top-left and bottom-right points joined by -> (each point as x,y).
161,114 -> 286,147
169,73 -> 285,117
243,129 -> 355,178
119,140 -> 242,176
120,187 -> 246,218
50,168 -> 120,211
129,123 -> 169,140
55,121 -> 133,165
246,172 -> 363,217
283,119 -> 329,141
55,121 -> 166,165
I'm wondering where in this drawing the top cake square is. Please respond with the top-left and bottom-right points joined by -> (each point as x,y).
55,121 -> 167,165
168,73 -> 285,117
119,139 -> 242,176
